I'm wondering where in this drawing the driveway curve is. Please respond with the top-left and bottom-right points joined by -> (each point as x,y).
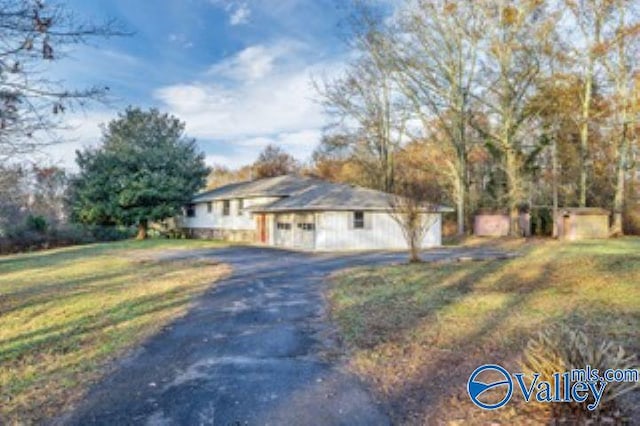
62,246 -> 513,426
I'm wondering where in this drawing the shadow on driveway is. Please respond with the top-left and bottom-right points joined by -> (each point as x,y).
60,245 -> 513,425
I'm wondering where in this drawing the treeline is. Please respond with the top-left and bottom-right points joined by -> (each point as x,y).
309,0 -> 639,236
0,165 -> 134,253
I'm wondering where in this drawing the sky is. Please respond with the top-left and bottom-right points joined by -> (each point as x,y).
45,0 -> 355,170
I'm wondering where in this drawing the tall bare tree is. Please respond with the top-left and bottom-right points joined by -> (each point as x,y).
473,0 -> 557,236
0,0 -> 126,163
391,0 -> 482,236
564,0 -> 613,207
603,0 -> 640,234
317,6 -> 407,192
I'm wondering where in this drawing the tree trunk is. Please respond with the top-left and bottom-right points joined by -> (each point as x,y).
409,238 -> 421,263
456,189 -> 465,237
611,123 -> 629,236
579,81 -> 591,208
578,18 -> 600,208
456,153 -> 468,236
552,132 -> 559,238
136,220 -> 148,240
505,148 -> 521,237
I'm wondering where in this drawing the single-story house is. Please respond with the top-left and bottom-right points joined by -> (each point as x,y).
180,175 -> 450,251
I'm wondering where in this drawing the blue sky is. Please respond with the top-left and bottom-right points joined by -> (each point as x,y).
48,0 -> 353,169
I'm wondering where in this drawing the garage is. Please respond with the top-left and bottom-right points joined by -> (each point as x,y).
293,214 -> 315,249
274,214 -> 293,247
273,213 -> 315,249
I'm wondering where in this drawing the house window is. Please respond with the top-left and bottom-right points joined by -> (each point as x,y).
222,200 -> 230,216
237,199 -> 244,216
353,211 -> 365,229
186,204 -> 196,218
207,202 -> 212,213
277,223 -> 292,230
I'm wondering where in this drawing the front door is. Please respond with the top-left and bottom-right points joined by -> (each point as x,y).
256,214 -> 267,243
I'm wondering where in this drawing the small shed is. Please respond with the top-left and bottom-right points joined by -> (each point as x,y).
556,208 -> 610,240
474,210 -> 531,237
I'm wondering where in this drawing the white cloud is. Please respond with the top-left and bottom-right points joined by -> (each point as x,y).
152,40 -> 346,167
168,33 -> 194,49
229,3 -> 251,25
204,129 -> 322,168
207,43 -> 298,82
30,110 -> 116,170
154,68 -> 325,141
209,1 -> 252,26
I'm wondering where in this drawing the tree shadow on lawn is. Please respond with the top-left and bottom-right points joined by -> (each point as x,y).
0,269 -> 138,316
335,259 -> 575,424
0,243 -> 121,271
0,239 -> 213,273
0,285 -> 204,362
0,284 -> 212,423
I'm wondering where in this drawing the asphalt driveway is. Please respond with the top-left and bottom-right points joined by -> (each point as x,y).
62,246 -> 513,426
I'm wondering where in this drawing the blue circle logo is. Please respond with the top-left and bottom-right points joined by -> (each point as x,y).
467,364 -> 513,410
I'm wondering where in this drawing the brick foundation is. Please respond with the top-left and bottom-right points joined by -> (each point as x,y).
184,228 -> 256,242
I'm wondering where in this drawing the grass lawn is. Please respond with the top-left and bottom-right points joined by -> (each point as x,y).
329,238 -> 640,424
0,239 -> 230,424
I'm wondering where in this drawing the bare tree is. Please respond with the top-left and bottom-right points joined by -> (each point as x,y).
391,0 -> 483,236
472,0 -> 557,236
30,165 -> 68,225
0,165 -> 28,235
603,0 -> 640,234
389,177 -> 441,263
316,5 -> 408,192
564,0 -> 611,207
252,144 -> 299,178
0,0 -> 127,163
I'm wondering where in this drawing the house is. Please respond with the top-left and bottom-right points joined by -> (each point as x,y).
180,175 -> 450,251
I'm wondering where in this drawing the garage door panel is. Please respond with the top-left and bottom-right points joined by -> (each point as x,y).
293,214 -> 315,249
274,213 -> 315,249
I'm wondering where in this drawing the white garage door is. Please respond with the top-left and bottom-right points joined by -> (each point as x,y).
293,214 -> 315,249
274,213 -> 315,249
275,214 -> 293,247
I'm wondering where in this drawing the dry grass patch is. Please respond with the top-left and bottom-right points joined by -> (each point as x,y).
0,239 -> 230,424
329,238 -> 640,425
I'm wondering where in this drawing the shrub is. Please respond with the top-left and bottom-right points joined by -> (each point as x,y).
25,215 -> 48,233
48,225 -> 95,246
530,207 -> 553,236
3,227 -> 48,252
88,225 -> 135,242
0,224 -> 135,254
623,204 -> 640,236
521,325 -> 639,423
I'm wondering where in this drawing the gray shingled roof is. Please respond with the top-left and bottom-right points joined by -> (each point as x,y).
250,181 -> 396,212
191,175 -> 318,202
191,175 -> 452,212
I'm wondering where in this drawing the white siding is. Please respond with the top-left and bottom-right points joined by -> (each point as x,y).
315,211 -> 441,251
183,203 -> 442,251
182,196 -> 280,230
